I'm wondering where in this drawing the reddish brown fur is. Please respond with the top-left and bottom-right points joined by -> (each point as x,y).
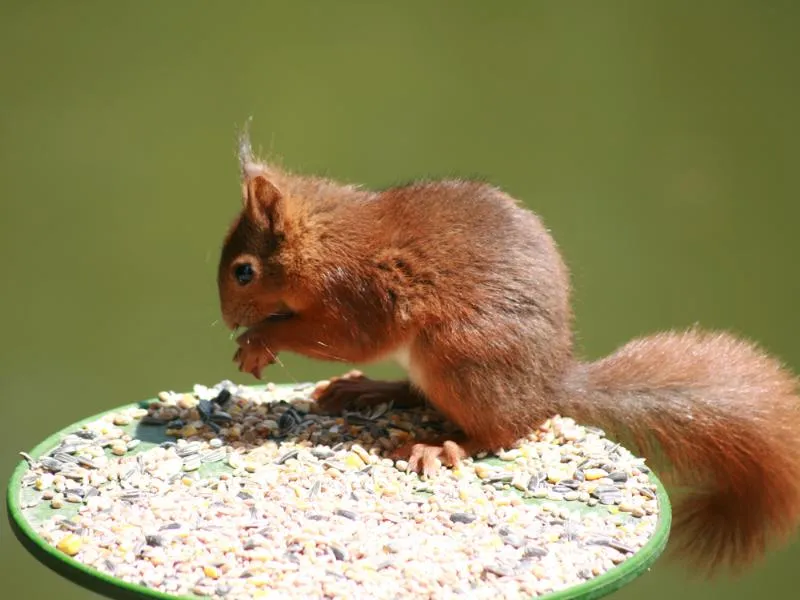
218,150 -> 800,576
563,330 -> 800,573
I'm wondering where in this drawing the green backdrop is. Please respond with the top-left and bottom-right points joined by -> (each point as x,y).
2,2 -> 798,599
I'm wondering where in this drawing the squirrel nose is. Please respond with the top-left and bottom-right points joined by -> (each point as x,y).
220,311 -> 239,330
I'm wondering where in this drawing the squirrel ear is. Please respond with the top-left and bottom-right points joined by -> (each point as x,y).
243,174 -> 283,227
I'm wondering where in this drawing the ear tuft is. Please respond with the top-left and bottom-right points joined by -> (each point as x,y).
237,118 -> 284,228
238,116 -> 256,173
238,116 -> 271,177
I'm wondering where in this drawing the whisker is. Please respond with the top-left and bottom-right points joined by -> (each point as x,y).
308,347 -> 349,362
263,347 -> 299,385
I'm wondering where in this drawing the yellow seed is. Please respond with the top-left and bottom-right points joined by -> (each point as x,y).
382,484 -> 399,497
474,464 -> 491,479
344,453 -> 365,469
583,468 -> 609,481
203,565 -> 220,579
498,449 -> 521,461
547,469 -> 565,483
57,534 -> 83,556
177,394 -> 198,409
244,463 -> 257,473
181,477 -> 194,486
351,444 -> 370,463
180,425 -> 198,437
35,476 -> 53,491
512,474 -> 530,491
111,444 -> 127,456
112,414 -> 132,426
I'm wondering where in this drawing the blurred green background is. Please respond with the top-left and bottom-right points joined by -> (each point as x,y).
2,1 -> 798,599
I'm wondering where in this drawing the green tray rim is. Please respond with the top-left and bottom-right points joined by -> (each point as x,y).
7,384 -> 672,600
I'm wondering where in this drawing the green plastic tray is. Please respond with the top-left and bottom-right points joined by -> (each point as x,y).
7,384 -> 672,600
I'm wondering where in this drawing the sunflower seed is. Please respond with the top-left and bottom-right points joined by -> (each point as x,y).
19,452 -> 37,467
330,544 -> 347,561
39,457 -> 63,472
275,450 -> 299,465
209,412 -> 233,424
212,389 -> 231,406
201,449 -> 226,463
449,512 -> 477,524
198,399 -> 213,421
334,509 -> 358,520
176,442 -> 202,457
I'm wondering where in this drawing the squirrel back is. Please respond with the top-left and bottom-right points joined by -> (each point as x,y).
217,134 -> 800,577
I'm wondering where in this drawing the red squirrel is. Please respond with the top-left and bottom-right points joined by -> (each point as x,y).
217,126 -> 800,575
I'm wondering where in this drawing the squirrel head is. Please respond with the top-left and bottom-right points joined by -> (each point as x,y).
217,124 -> 301,331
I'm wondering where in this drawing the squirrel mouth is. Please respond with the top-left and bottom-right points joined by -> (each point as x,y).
256,301 -> 296,326
231,303 -> 295,337
264,300 -> 295,322
264,308 -> 295,322
238,310 -> 293,337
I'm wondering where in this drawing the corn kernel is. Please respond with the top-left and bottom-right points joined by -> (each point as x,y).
57,534 -> 83,556
203,565 -> 220,579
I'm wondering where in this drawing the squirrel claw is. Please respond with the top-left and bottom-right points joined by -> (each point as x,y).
392,440 -> 470,477
233,345 -> 274,380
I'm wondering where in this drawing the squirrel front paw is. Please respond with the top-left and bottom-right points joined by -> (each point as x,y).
233,342 -> 276,379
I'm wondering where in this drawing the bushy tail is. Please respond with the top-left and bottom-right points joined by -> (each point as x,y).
562,328 -> 800,575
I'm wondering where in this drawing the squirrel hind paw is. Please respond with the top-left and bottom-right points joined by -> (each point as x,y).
393,439 -> 472,477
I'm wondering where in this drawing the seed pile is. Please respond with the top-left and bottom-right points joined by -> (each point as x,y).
17,376 -> 662,599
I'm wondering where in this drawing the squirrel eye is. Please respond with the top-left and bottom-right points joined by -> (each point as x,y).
234,263 -> 255,285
